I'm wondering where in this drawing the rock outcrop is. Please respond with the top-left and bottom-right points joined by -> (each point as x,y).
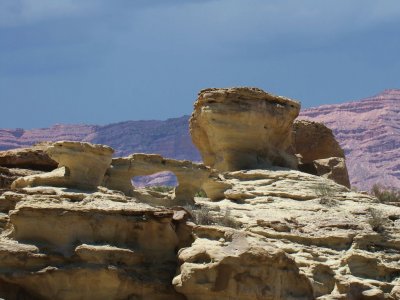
189,169 -> 400,300
0,87 -> 399,299
104,154 -> 211,205
293,120 -> 350,188
0,167 -> 42,189
190,87 -> 300,172
0,187 -> 186,300
0,143 -> 57,171
293,120 -> 345,163
173,227 -> 314,300
12,141 -> 114,190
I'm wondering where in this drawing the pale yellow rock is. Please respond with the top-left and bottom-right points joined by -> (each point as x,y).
0,187 -> 186,300
173,227 -> 314,300
104,153 -> 211,205
190,87 -> 300,172
12,141 -> 114,190
190,168 -> 400,299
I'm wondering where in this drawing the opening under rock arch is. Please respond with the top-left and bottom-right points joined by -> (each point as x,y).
132,171 -> 178,189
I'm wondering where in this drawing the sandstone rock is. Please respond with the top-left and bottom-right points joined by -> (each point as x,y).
293,120 -> 345,163
192,168 -> 400,299
0,187 -> 185,300
12,141 -> 114,190
173,227 -> 314,300
0,143 -> 57,171
0,167 -> 42,189
313,157 -> 351,188
104,153 -> 211,205
293,120 -> 350,188
190,87 -> 300,172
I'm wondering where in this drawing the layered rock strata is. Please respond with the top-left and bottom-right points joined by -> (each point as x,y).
0,187 -> 186,300
189,169 -> 400,299
190,87 -> 300,171
12,141 -> 114,190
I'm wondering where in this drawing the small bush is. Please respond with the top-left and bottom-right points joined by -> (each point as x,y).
185,205 -> 241,229
148,185 -> 174,193
314,183 -> 336,198
371,184 -> 400,203
218,208 -> 242,228
367,208 -> 389,233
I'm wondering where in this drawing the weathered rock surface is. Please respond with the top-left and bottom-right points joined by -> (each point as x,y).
12,141 -> 114,190
0,187 -> 186,300
188,169 -> 400,300
104,154 -> 210,205
1,158 -> 399,299
190,87 -> 300,171
313,157 -> 351,188
0,167 -> 42,189
0,143 -> 57,171
293,120 -> 345,164
173,227 -> 314,300
293,120 -> 350,188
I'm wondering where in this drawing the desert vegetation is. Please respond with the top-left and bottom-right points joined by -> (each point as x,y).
184,205 -> 241,229
371,183 -> 400,203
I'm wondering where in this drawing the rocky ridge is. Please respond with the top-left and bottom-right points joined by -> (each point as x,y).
0,87 -> 399,299
0,89 -> 399,190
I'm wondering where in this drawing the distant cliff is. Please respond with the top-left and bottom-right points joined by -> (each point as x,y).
300,89 -> 400,190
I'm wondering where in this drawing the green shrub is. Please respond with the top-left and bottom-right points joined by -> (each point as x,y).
367,207 -> 389,233
371,184 -> 400,203
314,183 -> 336,198
185,205 -> 241,229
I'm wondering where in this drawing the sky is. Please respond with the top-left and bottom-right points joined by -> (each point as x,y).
1,0 -> 400,129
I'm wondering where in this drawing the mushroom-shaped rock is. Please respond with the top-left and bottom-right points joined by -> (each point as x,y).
104,153 -> 211,205
12,141 -> 114,190
190,87 -> 300,172
293,120 -> 350,188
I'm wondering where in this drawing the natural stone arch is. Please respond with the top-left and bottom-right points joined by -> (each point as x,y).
104,154 -> 212,206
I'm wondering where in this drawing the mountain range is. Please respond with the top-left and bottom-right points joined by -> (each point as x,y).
1,89 -> 399,190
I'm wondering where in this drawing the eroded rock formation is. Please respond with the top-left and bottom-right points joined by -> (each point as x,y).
104,154 -> 211,205
293,120 -> 351,188
0,143 -> 57,171
0,87 -> 399,299
0,187 -> 186,300
190,87 -> 300,171
12,141 -> 114,190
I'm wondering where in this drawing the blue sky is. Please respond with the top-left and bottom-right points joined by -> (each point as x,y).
1,0 -> 400,128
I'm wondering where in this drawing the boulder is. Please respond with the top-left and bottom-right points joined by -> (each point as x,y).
12,141 -> 114,190
293,120 -> 345,163
190,87 -> 300,172
313,157 -> 351,188
104,153 -> 211,205
293,120 -> 350,188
